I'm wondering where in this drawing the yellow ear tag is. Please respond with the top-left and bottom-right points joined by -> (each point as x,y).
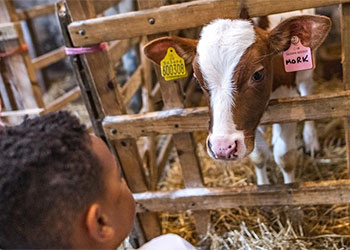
160,47 -> 188,81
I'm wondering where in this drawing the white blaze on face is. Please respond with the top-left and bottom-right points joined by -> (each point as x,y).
197,19 -> 256,136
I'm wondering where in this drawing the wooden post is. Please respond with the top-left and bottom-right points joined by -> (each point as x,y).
0,59 -> 17,110
341,3 -> 350,177
140,36 -> 158,191
61,0 -> 161,244
137,0 -> 210,238
25,16 -> 50,91
0,0 -> 44,110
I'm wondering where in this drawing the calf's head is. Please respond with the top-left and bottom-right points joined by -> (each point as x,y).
144,15 -> 330,161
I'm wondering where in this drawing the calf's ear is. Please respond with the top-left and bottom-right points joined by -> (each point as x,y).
268,15 -> 331,53
143,36 -> 198,65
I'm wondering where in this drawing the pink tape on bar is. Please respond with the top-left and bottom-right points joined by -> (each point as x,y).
65,42 -> 108,55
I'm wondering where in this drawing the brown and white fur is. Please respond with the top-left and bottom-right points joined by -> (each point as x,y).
144,15 -> 331,185
257,9 -> 320,156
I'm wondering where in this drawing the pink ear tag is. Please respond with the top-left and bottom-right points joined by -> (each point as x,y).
283,36 -> 313,72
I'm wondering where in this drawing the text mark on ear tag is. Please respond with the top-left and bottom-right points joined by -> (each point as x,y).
160,47 -> 188,81
283,36 -> 313,72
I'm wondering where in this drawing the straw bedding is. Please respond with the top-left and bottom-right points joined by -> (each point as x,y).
153,76 -> 350,249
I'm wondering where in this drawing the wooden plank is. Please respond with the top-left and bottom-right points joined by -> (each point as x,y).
139,34 -> 157,191
342,4 -> 350,90
0,1 -> 41,109
4,0 -> 45,108
1,108 -> 43,117
108,37 -> 140,66
32,46 -> 66,70
59,3 -> 151,246
0,73 -> 17,110
184,78 -> 199,107
138,0 -> 209,235
1,90 -> 87,119
93,0 -> 122,15
137,0 -> 209,237
116,0 -> 161,241
64,0 -> 149,190
68,0 -> 350,46
66,1 -> 123,116
134,180 -> 350,212
157,135 -> 173,182
67,0 -> 96,21
103,91 -> 350,140
3,0 -> 18,21
121,65 -> 143,105
25,13 -> 50,91
151,82 -> 162,104
17,4 -> 55,20
140,81 -> 162,113
57,1 -> 105,138
342,3 -> 350,177
41,86 -> 81,115
0,22 -> 18,40
13,18 -> 45,108
63,0 -> 161,242
22,1 -> 62,92
172,132 -> 204,187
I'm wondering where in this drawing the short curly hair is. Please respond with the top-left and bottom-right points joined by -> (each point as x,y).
0,111 -> 104,248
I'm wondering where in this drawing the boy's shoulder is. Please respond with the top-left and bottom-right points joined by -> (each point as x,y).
135,234 -> 197,250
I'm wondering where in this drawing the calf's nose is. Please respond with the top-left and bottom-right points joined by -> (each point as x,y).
208,136 -> 238,159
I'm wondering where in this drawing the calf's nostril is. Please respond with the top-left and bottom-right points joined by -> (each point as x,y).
232,140 -> 238,153
208,140 -> 212,149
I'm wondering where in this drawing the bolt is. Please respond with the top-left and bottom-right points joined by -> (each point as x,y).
107,81 -> 114,90
78,29 -> 86,36
148,18 -> 155,25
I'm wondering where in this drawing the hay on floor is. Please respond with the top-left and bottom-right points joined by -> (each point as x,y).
155,76 -> 350,249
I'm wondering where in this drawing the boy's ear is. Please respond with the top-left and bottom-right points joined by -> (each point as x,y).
268,15 -> 331,53
143,36 -> 198,65
86,204 -> 114,243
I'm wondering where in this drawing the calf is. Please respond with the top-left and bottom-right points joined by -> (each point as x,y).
144,15 -> 331,185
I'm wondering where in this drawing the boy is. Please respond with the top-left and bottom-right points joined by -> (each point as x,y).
0,111 -> 195,249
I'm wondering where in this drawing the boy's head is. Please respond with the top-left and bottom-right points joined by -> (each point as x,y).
0,111 -> 135,248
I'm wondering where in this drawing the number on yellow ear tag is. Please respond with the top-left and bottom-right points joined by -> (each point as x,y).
160,47 -> 188,81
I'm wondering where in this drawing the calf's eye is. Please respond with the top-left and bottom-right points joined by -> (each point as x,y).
252,69 -> 264,82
